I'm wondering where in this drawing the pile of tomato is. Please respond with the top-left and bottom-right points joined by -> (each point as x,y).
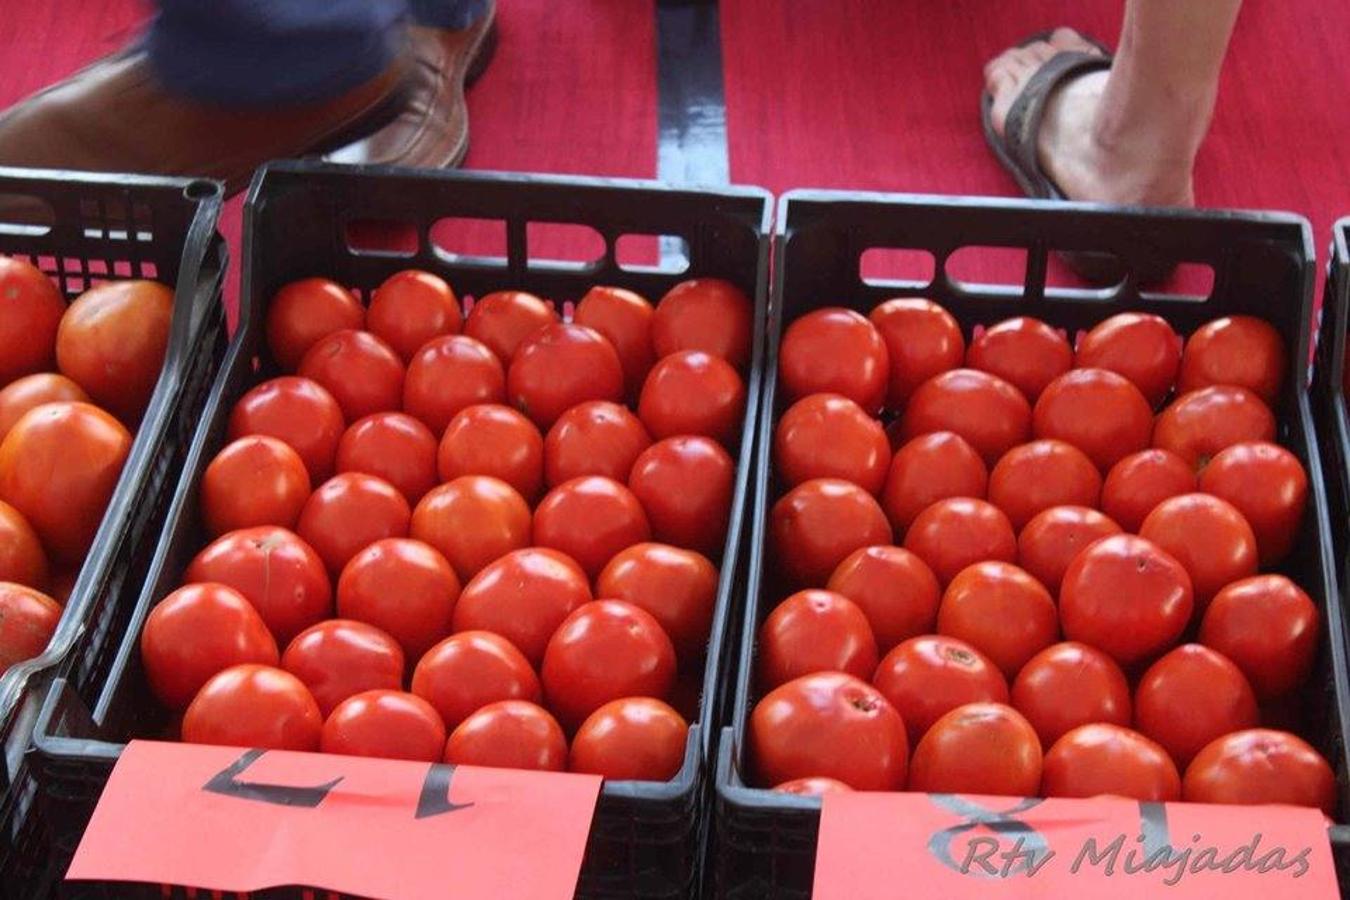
140,271 -> 750,780
0,256 -> 175,673
751,300 -> 1336,814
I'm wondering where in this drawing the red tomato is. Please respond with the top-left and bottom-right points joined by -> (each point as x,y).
435,403 -> 544,500
638,350 -> 746,445
758,589 -> 879,689
281,619 -> 405,717
335,412 -> 438,504
543,400 -> 649,488
597,543 -> 718,661
228,377 -> 345,482
987,439 -> 1101,530
1179,315 -> 1286,404
320,689 -> 446,761
463,290 -> 558,364
1183,729 -> 1335,814
881,431 -> 988,533
1100,448 -> 1196,532
966,316 -> 1071,402
337,537 -> 460,661
773,777 -> 853,796
297,329 -> 404,422
872,635 -> 1008,744
1134,643 -> 1259,767
265,278 -> 364,371
0,582 -> 60,671
651,278 -> 752,369
569,697 -> 689,781
1139,493 -> 1258,609
574,285 -> 655,398
1198,575 -> 1319,700
200,435 -> 311,537
1075,313 -> 1181,407
541,600 -> 677,728
1198,442 -> 1307,565
0,373 -> 88,444
1153,386 -> 1276,469
453,547 -> 592,666
181,664 -> 322,751
936,561 -> 1057,679
56,280 -> 172,422
908,702 -> 1041,795
774,394 -> 889,495
900,369 -> 1031,466
868,298 -> 964,409
1058,534 -> 1192,667
366,269 -> 461,363
410,476 -> 531,582
297,473 -> 411,576
402,334 -> 505,434
0,500 -> 48,590
508,323 -> 624,428
140,583 -> 279,710
444,700 -> 567,771
772,478 -> 893,585
411,631 -> 541,730
0,256 -> 64,384
47,568 -> 76,605
1042,724 -> 1179,801
826,545 -> 940,652
1017,506 -> 1120,596
1010,642 -> 1130,747
903,497 -> 1016,586
1033,368 -> 1152,471
533,476 -> 651,579
750,671 -> 908,790
779,308 -> 889,413
628,436 -> 734,555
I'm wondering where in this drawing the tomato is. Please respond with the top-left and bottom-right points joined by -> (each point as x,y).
1074,313 -> 1181,408
772,478 -> 893,585
56,280 -> 172,422
436,403 -> 544,500
281,619 -> 404,717
46,569 -> 76,605
228,377 -> 344,482
297,473 -> 411,575
444,700 -> 567,771
181,664 -> 322,751
297,329 -> 404,422
335,412 -> 438,503
750,671 -> 908,790
1100,448 -> 1195,532
826,545 -> 940,652
508,323 -> 624,428
868,298 -> 964,409
908,702 -> 1041,795
758,589 -> 878,689
533,476 -> 651,579
779,308 -> 889,413
200,435 -> 310,537
186,526 -> 332,646
1134,643 -> 1259,766
366,269 -> 461,363
597,542 -> 717,661
1139,493 -> 1258,609
543,400 -> 649,488
463,290 -> 557,364
410,476 -> 531,581
1179,315 -> 1286,404
1058,534 -> 1192,667
773,777 -> 853,796
337,537 -> 460,661
936,561 -> 1057,679
774,394 -> 889,495
651,278 -> 752,369
0,256 -> 64,384
0,401 -> 131,563
1032,368 -> 1152,471
1198,575 -> 1318,699
638,350 -> 746,445
402,334 -> 506,435
569,697 -> 689,780
1042,724 -> 1179,801
1198,442 -> 1307,565
881,431 -> 987,533
574,285 -> 655,397
1016,506 -> 1121,596
903,497 -> 1015,586
966,316 -> 1071,401
320,689 -> 446,761
265,278 -> 364,371
1183,729 -> 1335,813
0,500 -> 47,589
1011,642 -> 1130,746
872,635 -> 1009,744
453,547 -> 592,665
987,439 -> 1101,530
900,369 -> 1031,466
0,373 -> 87,443
628,435 -> 734,555
411,630 -> 541,729
0,582 -> 60,671
1153,386 -> 1276,468
541,600 -> 676,728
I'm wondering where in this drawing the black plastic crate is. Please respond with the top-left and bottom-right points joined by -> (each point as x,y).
0,168 -> 226,895
712,190 -> 1350,898
1311,219 -> 1350,590
32,161 -> 771,899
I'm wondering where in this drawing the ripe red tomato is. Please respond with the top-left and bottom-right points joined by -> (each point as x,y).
1139,493 -> 1258,609
773,777 -> 853,796
597,542 -> 717,661
750,671 -> 908,790
543,400 -> 649,488
651,278 -> 752,369
988,439 -> 1101,530
56,280 -> 172,422
336,537 -> 460,661
186,526 -> 331,646
0,582 -> 61,671
410,475 -> 531,581
872,635 -> 1008,744
779,308 -> 889,413
444,700 -> 567,771
533,476 -> 651,579
1153,386 -> 1276,469
900,369 -> 1031,466
181,664 -> 322,751
908,702 -> 1041,795
436,403 -> 544,500
881,431 -> 988,533
402,334 -> 505,434
508,323 -> 624,428
936,561 -> 1057,679
297,329 -> 404,422
903,497 -> 1015,586
1075,313 -> 1181,407
1198,575 -> 1319,699
297,473 -> 411,575
1058,534 -> 1192,667
229,377 -> 345,482
574,285 -> 656,398
1198,442 -> 1307,566
1178,315 -> 1286,404
1183,729 -> 1335,813
774,394 -> 889,495
638,350 -> 745,445
1134,643 -> 1259,767
966,316 -> 1071,402
281,619 -> 404,717
0,256 -> 64,384
1042,724 -> 1179,801
541,599 -> 677,728
628,436 -> 734,555
200,435 -> 311,537
265,278 -> 364,371
1033,368 -> 1152,471
868,298 -> 964,409
463,290 -> 557,364
1100,448 -> 1195,532
826,545 -> 940,652
0,373 -> 88,444
453,547 -> 592,665
46,569 -> 76,605
569,697 -> 689,781
772,478 -> 893,585
0,500 -> 47,590
758,589 -> 878,689
1016,506 -> 1121,596
366,269 -> 461,363
411,630 -> 541,729
1011,642 -> 1130,746
335,412 -> 438,504
320,689 -> 446,761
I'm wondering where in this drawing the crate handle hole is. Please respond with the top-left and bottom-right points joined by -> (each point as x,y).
616,233 -> 690,275
945,245 -> 1029,291
860,247 -> 937,288
183,180 -> 221,201
344,218 -> 420,258
430,216 -> 508,267
0,193 -> 55,237
1140,261 -> 1217,302
526,221 -> 606,273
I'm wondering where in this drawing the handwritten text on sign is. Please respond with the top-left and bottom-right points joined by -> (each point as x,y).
67,740 -> 602,900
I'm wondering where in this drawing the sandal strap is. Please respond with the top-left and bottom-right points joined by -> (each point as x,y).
1002,51 -> 1113,198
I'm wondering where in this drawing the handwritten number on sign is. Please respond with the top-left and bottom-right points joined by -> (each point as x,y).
416,763 -> 476,818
